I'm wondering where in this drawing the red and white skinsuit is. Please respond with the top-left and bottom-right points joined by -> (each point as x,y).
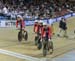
34,23 -> 38,33
34,23 -> 43,34
41,26 -> 52,39
16,20 -> 25,29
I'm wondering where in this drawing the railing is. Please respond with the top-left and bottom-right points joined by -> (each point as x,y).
0,12 -> 75,27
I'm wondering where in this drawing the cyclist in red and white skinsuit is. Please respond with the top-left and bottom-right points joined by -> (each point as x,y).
34,20 -> 43,36
34,20 -> 43,45
34,20 -> 39,33
41,23 -> 52,42
16,15 -> 26,31
41,23 -> 53,53
38,20 -> 43,35
34,20 -> 43,34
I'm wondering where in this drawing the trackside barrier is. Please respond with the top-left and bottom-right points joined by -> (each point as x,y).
25,12 -> 75,26
0,12 -> 75,27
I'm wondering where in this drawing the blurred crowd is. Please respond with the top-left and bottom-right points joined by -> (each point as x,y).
0,0 -> 75,20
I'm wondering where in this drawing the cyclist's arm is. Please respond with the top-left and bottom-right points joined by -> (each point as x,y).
16,20 -> 18,28
40,28 -> 44,41
48,27 -> 52,39
33,24 -> 35,32
22,20 -> 25,28
41,28 -> 44,38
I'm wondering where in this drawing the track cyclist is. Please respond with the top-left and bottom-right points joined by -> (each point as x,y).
16,15 -> 28,42
41,22 -> 53,54
16,15 -> 25,31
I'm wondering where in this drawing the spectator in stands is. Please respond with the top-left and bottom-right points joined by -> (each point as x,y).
0,0 -> 74,20
3,6 -> 8,15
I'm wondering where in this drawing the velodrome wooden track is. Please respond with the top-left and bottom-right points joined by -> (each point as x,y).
0,17 -> 75,61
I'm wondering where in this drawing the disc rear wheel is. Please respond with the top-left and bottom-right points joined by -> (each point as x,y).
18,31 -> 22,42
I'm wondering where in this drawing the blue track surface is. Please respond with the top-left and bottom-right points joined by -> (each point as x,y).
53,50 -> 75,61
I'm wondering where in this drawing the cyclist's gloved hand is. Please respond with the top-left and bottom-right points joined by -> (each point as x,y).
48,38 -> 51,42
22,28 -> 25,30
40,38 -> 42,42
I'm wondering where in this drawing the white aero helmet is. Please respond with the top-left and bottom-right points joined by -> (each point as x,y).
39,20 -> 43,23
43,22 -> 47,25
17,15 -> 22,18
35,20 -> 38,23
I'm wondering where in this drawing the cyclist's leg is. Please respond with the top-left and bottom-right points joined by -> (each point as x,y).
22,28 -> 28,35
57,28 -> 62,36
22,28 -> 28,40
42,38 -> 46,49
38,33 -> 41,43
43,38 -> 49,50
34,33 -> 38,45
35,33 -> 38,39
23,28 -> 26,32
48,38 -> 51,50
21,29 -> 25,35
63,29 -> 68,37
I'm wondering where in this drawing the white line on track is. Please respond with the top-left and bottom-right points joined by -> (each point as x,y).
0,49 -> 40,61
